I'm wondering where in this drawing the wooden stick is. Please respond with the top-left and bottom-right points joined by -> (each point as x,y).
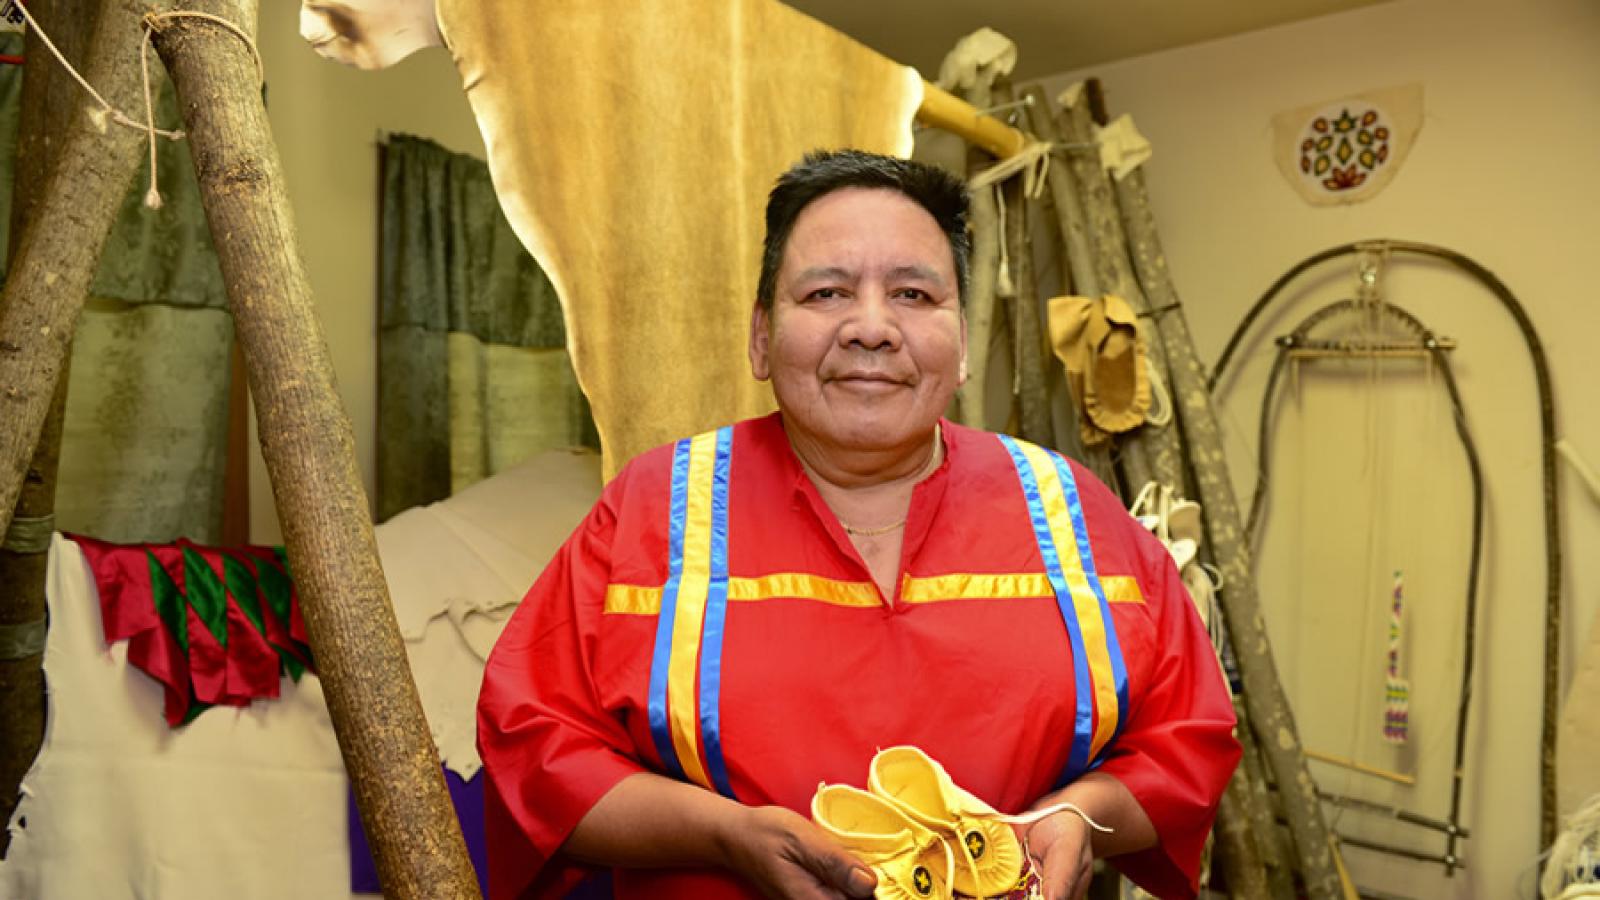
917,81 -> 1027,159
994,80 -> 1052,447
0,0 -> 96,850
0,0 -> 155,543
150,5 -> 478,896
1053,94 -> 1188,497
1304,749 -> 1417,786
1015,87 -> 1113,487
1235,696 -> 1299,896
950,54 -> 1005,432
1092,78 -> 1349,898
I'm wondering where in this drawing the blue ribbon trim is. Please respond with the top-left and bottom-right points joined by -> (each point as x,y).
646,438 -> 693,779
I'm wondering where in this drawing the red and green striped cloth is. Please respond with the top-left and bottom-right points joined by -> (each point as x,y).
74,536 -> 316,727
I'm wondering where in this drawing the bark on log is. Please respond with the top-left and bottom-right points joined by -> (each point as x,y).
0,0 -> 143,851
961,175 -> 1005,431
993,82 -> 1052,448
0,0 -> 152,545
1018,88 -> 1115,487
954,75 -> 1003,432
1103,115 -> 1348,900
1214,782 -> 1271,899
1232,695 -> 1297,896
1052,96 -> 1188,499
150,4 -> 478,896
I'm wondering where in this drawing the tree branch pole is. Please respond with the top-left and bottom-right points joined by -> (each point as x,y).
0,0 -> 93,848
993,81 -> 1052,448
0,0 -> 155,543
1052,94 -> 1188,500
1089,81 -> 1349,900
1025,82 -> 1273,898
150,4 -> 477,896
0,0 -> 153,851
954,61 -> 1004,433
1018,86 -> 1113,487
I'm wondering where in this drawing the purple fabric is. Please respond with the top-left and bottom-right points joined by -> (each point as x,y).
349,767 -> 488,895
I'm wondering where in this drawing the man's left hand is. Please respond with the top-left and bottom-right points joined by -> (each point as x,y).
1021,810 -> 1094,900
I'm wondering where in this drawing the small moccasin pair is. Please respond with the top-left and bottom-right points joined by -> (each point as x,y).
811,746 -> 1109,899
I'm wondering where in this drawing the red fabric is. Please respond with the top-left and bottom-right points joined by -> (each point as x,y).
74,535 -> 315,727
478,414 -> 1239,899
79,536 -> 194,726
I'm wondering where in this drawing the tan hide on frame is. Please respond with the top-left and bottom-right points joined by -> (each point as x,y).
304,0 -> 923,476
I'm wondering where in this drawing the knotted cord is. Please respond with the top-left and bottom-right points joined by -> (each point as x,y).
10,5 -> 263,209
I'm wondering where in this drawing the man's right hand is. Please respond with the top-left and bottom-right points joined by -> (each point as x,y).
719,805 -> 879,900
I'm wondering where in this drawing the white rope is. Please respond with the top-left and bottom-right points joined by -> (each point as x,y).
993,183 -> 1014,299
968,139 -> 1054,198
1143,355 -> 1173,428
9,1 -> 185,141
139,11 -> 263,208
10,5 -> 264,210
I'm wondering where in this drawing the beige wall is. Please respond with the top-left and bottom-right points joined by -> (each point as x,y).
1031,0 -> 1600,896
250,4 -> 483,544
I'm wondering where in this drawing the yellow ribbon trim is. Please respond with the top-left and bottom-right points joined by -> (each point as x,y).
1014,440 -> 1121,759
664,433 -> 717,791
607,573 -> 1143,614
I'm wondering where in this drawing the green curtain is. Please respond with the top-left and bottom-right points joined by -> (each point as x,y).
377,134 -> 596,521
0,32 -> 231,543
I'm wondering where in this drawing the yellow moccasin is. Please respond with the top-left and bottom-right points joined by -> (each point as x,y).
812,782 -> 955,900
867,746 -> 1025,898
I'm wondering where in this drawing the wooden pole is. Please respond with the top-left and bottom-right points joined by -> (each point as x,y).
149,4 -> 478,896
918,81 -> 1027,159
951,53 -> 1005,433
0,0 -> 94,847
1052,94 -> 1188,499
993,80 -> 1052,448
1232,695 -> 1299,896
1090,80 -> 1349,900
1017,86 -> 1113,486
1214,785 -> 1273,898
0,0 -> 153,543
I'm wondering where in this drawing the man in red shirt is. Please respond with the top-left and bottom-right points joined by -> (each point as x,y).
478,150 -> 1239,900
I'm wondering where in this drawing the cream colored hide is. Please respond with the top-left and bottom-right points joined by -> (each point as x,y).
299,0 -> 441,70
301,0 -> 921,477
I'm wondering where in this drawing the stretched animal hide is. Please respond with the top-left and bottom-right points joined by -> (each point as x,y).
304,0 -> 922,475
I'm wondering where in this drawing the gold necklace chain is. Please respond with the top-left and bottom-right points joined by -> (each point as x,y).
840,517 -> 907,537
836,425 -> 943,538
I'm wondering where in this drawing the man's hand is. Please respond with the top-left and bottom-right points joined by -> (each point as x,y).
719,805 -> 878,900
1022,810 -> 1095,900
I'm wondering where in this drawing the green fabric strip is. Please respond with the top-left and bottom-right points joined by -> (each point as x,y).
180,695 -> 213,727
260,549 -> 307,679
1,513 -> 53,553
255,552 -> 293,633
222,553 -> 267,637
147,551 -> 190,652
181,547 -> 229,647
0,618 -> 46,660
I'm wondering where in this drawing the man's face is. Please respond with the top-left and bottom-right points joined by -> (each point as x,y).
749,188 -> 966,456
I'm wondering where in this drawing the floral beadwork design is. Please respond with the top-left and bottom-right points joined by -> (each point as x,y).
1299,105 -> 1393,192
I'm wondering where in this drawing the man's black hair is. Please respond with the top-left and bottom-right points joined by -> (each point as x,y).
756,149 -> 970,309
